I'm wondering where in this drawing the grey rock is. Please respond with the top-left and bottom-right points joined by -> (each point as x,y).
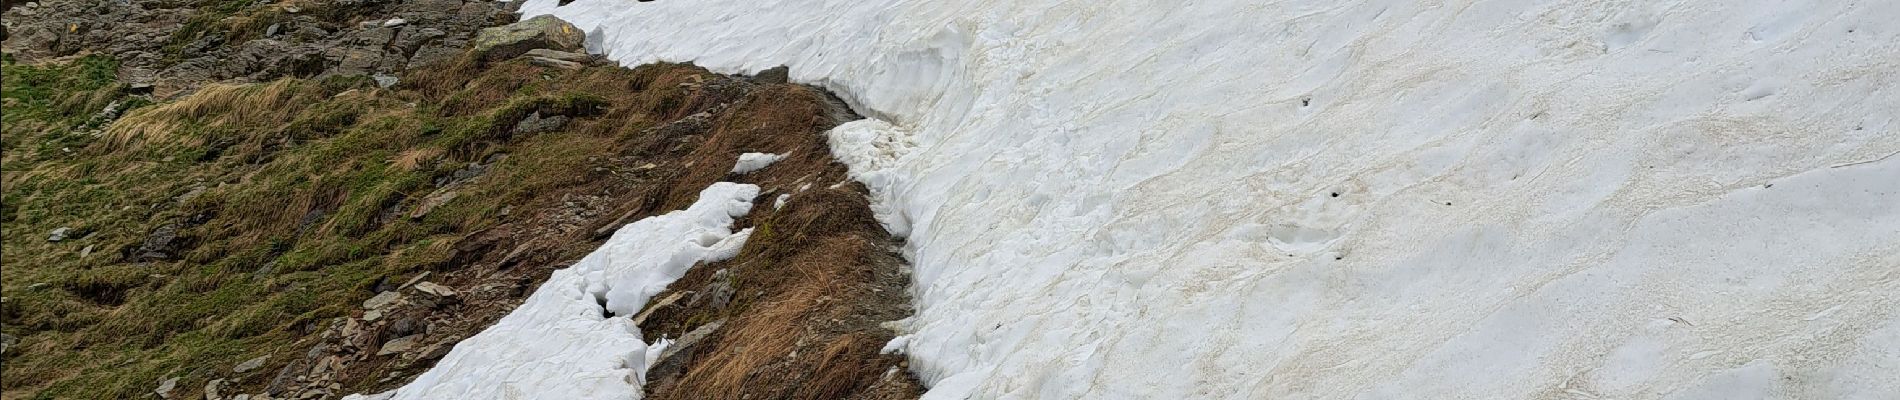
391,27 -> 446,57
408,190 -> 458,219
376,334 -> 423,356
47,227 -> 72,242
510,111 -> 569,135
264,23 -> 281,37
330,47 -> 386,77
296,209 -> 326,233
399,272 -> 432,290
265,361 -> 302,395
412,281 -> 457,298
176,184 -> 207,203
80,244 -> 96,257
206,378 -> 227,400
184,33 -> 225,54
134,223 -> 180,260
156,377 -> 180,399
1,333 -> 17,354
496,241 -> 533,268
646,319 -> 726,382
630,291 -> 683,327
362,291 -> 403,310
405,44 -> 462,70
387,317 -> 425,337
372,74 -> 399,88
233,39 -> 294,74
703,268 -> 736,310
292,25 -> 328,41
235,355 -> 269,373
471,15 -> 585,61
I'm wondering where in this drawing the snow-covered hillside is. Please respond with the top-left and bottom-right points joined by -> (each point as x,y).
498,1 -> 1895,398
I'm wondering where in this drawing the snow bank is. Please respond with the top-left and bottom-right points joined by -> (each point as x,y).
730,152 -> 786,174
350,182 -> 758,400
519,0 -> 1899,398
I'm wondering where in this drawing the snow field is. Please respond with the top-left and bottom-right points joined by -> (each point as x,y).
502,0 -> 1900,398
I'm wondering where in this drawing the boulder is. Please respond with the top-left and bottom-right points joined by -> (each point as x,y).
362,291 -> 402,310
471,15 -> 584,61
510,111 -> 569,135
235,355 -> 269,373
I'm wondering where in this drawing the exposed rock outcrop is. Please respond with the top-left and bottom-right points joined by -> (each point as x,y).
0,0 -> 521,97
470,15 -> 584,61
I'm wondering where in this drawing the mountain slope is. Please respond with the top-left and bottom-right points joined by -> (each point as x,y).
520,0 -> 1900,398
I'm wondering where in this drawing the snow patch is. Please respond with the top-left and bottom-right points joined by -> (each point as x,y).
347,182 -> 758,400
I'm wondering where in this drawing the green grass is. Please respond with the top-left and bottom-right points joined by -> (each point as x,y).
1,55 -> 704,399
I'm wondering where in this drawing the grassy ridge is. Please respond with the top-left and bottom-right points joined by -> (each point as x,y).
0,54 -> 715,399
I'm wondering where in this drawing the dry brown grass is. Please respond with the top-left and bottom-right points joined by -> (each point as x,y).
648,187 -> 915,400
104,79 -> 326,149
391,147 -> 445,171
635,79 -> 919,400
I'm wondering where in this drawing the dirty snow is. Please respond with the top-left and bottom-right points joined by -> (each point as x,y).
346,182 -> 757,400
504,1 -> 1900,399
730,152 -> 786,174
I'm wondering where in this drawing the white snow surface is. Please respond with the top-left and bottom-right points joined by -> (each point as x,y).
350,182 -> 758,400
509,1 -> 1900,399
731,152 -> 786,174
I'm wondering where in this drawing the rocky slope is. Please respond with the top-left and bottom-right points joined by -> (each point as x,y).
3,0 -> 518,98
2,2 -> 921,399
